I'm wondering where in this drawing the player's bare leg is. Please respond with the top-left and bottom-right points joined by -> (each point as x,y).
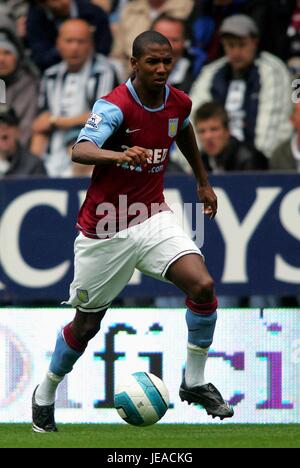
32,310 -> 106,432
166,254 -> 234,420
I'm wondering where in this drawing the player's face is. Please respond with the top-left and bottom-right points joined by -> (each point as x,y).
132,44 -> 173,91
195,117 -> 230,157
222,36 -> 258,71
0,48 -> 17,76
0,124 -> 18,158
57,25 -> 93,71
153,21 -> 185,63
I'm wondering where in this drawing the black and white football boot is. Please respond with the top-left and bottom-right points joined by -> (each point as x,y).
179,379 -> 234,420
32,386 -> 58,433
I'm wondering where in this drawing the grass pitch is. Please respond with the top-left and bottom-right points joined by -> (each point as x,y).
0,424 -> 299,448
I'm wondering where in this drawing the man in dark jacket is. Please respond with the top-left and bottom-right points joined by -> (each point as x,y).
26,0 -> 112,71
0,106 -> 46,177
190,14 -> 293,158
194,101 -> 268,172
186,0 -> 296,70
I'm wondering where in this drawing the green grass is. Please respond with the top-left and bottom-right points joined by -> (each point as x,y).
0,424 -> 299,448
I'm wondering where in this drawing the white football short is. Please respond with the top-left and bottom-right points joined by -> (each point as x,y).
66,211 -> 203,313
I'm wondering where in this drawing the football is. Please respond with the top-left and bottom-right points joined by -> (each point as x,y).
114,371 -> 169,426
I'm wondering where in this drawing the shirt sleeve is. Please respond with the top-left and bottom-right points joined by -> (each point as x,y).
76,99 -> 123,148
181,117 -> 190,130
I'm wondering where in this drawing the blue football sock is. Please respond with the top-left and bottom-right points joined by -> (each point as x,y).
49,331 -> 84,377
186,308 -> 217,348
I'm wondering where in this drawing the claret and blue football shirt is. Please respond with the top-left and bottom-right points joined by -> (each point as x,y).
75,79 -> 192,237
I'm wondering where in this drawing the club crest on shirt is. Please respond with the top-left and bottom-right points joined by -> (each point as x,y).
86,113 -> 102,129
168,118 -> 179,137
76,289 -> 89,303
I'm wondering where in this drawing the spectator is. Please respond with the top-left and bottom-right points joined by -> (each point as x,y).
26,0 -> 112,71
0,106 -> 46,177
187,1 -> 300,71
31,18 -> 118,177
111,0 -> 194,77
186,0 -> 269,76
0,1 -> 29,39
190,14 -> 293,158
270,101 -> 300,172
0,27 -> 39,148
152,15 -> 194,94
194,102 -> 268,172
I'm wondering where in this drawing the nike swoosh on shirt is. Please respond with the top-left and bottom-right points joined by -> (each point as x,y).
126,128 -> 141,133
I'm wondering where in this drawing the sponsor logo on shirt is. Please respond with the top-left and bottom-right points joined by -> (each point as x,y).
117,147 -> 168,173
125,128 -> 141,134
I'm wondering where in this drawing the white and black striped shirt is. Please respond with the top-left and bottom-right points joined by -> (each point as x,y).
38,54 -> 119,176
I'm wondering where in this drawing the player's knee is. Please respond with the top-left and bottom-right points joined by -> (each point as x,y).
188,277 -> 215,304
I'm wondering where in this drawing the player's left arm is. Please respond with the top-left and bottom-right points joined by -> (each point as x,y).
175,122 -> 217,219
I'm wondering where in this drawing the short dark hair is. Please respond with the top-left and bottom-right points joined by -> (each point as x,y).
194,102 -> 229,129
132,30 -> 171,58
151,14 -> 186,38
0,106 -> 19,126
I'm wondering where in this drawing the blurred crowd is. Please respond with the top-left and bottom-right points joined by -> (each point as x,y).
0,0 -> 300,178
0,0 -> 299,306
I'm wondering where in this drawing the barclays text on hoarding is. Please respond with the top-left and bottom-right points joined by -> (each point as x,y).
0,174 -> 299,301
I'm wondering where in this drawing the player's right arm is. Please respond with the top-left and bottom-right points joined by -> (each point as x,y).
72,142 -> 149,166
72,99 -> 149,166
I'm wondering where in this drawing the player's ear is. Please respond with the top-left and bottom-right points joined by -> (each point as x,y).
131,56 -> 138,72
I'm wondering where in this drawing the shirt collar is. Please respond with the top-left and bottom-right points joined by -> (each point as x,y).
126,78 -> 170,112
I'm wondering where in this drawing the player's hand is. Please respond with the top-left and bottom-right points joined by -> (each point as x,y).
197,185 -> 218,219
117,146 -> 150,166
